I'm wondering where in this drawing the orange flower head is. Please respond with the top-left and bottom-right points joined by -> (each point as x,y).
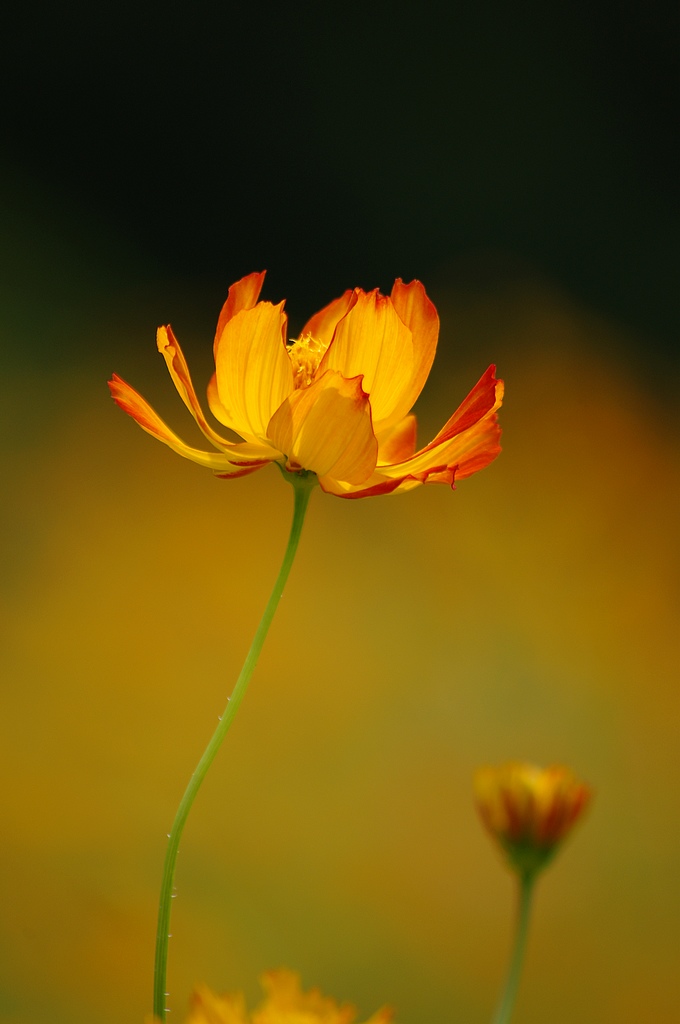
474,762 -> 591,877
110,272 -> 503,497
150,969 -> 393,1024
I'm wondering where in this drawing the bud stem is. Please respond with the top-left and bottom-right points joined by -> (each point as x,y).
491,871 -> 536,1024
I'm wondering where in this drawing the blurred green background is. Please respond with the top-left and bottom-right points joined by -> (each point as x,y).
1,2 -> 678,1023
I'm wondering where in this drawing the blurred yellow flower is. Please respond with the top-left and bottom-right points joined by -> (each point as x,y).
474,762 -> 591,876
110,272 -> 503,497
146,969 -> 393,1024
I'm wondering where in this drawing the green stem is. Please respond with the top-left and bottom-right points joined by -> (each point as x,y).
153,471 -> 317,1019
491,872 -> 537,1024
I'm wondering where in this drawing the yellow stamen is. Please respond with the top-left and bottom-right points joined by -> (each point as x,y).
287,333 -> 328,389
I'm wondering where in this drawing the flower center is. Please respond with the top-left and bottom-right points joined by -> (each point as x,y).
287,332 -> 327,389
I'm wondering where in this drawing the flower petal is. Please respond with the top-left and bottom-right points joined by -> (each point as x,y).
157,325 -> 234,449
375,415 -> 417,464
214,301 -> 294,441
213,271 -> 266,357
320,367 -> 503,497
300,288 -> 357,348
258,970 -> 393,1024
318,472 -> 408,499
389,278 -> 439,408
424,364 -> 502,451
267,370 -> 378,483
206,371 -> 232,430
186,982 -> 247,1024
475,762 -> 591,876
385,368 -> 503,481
319,289 -> 414,429
108,374 -> 276,475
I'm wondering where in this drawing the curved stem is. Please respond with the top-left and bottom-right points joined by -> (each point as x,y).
491,871 -> 536,1024
153,472 -> 317,1019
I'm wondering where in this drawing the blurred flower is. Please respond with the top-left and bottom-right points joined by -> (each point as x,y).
110,272 -> 503,497
146,969 -> 393,1024
474,762 -> 591,876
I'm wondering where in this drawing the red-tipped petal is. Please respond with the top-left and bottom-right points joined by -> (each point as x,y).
319,368 -> 503,498
157,325 -> 233,449
390,278 -> 439,408
425,365 -> 501,451
213,271 -> 266,356
108,374 -> 276,474
213,301 -> 294,442
300,288 -> 357,348
375,415 -> 418,465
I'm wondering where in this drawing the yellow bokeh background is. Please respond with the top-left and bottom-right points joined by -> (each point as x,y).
2,267 -> 679,1024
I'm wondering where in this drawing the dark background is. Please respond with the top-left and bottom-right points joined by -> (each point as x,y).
1,0 -> 677,370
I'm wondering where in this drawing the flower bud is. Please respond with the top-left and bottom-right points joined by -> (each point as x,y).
474,762 -> 591,877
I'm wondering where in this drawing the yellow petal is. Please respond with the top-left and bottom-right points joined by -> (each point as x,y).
157,324 -> 234,449
256,969 -> 383,1024
214,301 -> 294,441
319,289 -> 414,429
300,288 -> 357,348
186,983 -> 248,1024
375,415 -> 417,465
206,371 -> 232,430
178,972 -> 391,1024
389,278 -> 439,409
320,366 -> 503,497
384,365 -> 502,478
213,271 -> 267,358
108,374 -> 275,475
318,472 -> 408,498
267,370 -> 378,483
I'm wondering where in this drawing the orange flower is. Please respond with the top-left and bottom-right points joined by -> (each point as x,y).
110,272 -> 503,497
147,969 -> 393,1024
474,762 -> 591,876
